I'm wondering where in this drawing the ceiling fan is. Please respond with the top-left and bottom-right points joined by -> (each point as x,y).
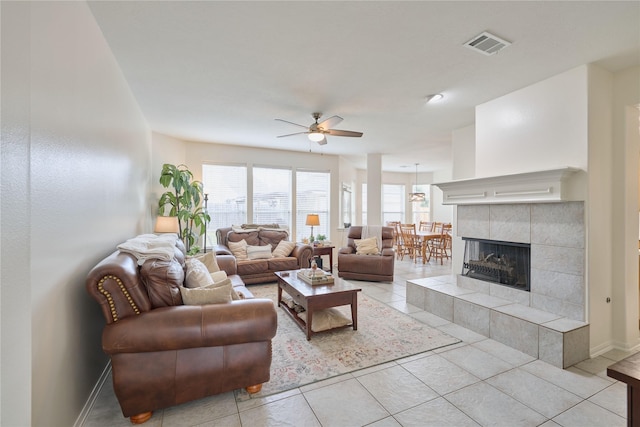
275,112 -> 363,145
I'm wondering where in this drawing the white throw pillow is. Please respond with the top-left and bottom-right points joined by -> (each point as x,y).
354,236 -> 379,255
193,251 -> 220,272
247,245 -> 272,260
228,239 -> 248,260
209,270 -> 228,283
272,240 -> 296,258
184,258 -> 214,288
180,278 -> 239,305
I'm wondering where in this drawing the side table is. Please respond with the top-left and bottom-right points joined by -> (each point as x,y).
312,245 -> 334,272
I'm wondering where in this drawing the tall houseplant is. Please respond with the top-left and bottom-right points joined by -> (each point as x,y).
158,163 -> 210,255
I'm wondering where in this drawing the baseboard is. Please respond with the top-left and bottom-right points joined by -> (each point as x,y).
73,361 -> 111,427
591,337 -> 640,358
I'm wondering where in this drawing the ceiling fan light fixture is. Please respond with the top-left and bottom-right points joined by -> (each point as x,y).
308,132 -> 325,142
425,93 -> 444,104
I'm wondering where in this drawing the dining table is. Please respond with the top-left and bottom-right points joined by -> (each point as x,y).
415,230 -> 445,263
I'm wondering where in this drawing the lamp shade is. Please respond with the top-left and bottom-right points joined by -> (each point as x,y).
305,214 -> 320,226
154,216 -> 179,233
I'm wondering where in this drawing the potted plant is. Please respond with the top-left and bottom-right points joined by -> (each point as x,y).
316,234 -> 327,246
158,163 -> 210,255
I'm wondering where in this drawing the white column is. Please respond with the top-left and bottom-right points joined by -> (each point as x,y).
367,153 -> 382,225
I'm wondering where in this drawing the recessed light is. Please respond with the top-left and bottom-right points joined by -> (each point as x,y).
425,94 -> 444,104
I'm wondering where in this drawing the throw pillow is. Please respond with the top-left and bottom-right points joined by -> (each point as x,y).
184,258 -> 214,288
272,240 -> 296,258
354,236 -> 379,255
203,277 -> 241,300
297,308 -> 352,332
180,283 -> 233,305
246,245 -> 272,260
228,239 -> 248,260
209,270 -> 228,283
193,251 -> 220,273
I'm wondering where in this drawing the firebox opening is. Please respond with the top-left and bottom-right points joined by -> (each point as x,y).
462,238 -> 531,292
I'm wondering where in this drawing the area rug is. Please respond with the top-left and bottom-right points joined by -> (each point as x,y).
235,283 -> 460,400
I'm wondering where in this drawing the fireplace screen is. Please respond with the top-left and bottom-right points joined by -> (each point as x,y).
462,238 -> 530,291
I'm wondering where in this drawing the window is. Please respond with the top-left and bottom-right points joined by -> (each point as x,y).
202,164 -> 247,244
253,167 -> 291,228
412,184 -> 430,223
383,184 -> 405,224
296,170 -> 330,242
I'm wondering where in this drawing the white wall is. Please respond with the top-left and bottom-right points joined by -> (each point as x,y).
476,66 -> 589,177
1,2 -> 151,425
451,124 -> 476,273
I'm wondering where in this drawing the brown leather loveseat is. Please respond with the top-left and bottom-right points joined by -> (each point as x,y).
337,226 -> 395,282
215,225 -> 313,284
86,238 -> 277,424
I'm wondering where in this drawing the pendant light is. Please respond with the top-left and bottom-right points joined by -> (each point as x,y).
409,163 -> 425,202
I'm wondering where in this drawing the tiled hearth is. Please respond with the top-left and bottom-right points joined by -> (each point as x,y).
408,202 -> 589,368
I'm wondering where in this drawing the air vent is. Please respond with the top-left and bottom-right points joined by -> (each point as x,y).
464,31 -> 511,56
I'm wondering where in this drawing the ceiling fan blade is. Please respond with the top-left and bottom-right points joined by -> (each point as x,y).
326,129 -> 363,137
316,136 -> 328,145
277,131 -> 309,138
317,115 -> 343,130
275,118 -> 309,129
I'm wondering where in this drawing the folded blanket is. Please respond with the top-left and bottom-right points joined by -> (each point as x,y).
361,226 -> 383,254
117,234 -> 178,265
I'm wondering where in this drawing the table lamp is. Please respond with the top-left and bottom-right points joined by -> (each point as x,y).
154,216 -> 179,234
306,214 -> 320,242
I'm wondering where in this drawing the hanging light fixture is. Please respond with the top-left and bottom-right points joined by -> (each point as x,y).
409,163 -> 425,202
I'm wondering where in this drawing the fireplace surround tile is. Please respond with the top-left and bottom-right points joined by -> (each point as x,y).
489,204 -> 531,243
489,283 -> 531,306
457,205 -> 490,239
490,310 -> 539,357
532,293 -> 584,322
425,289 -> 454,321
531,202 -> 584,248
531,244 -> 584,276
454,299 -> 490,337
531,268 -> 584,306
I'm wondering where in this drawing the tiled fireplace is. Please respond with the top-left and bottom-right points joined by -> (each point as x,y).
407,169 -> 590,368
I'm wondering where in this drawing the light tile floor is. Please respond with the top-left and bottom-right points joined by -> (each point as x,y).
83,257 -> 633,427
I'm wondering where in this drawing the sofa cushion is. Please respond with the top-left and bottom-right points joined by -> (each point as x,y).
179,279 -> 235,305
228,230 -> 260,246
268,257 -> 299,271
228,240 -> 248,260
258,229 -> 289,249
210,270 -> 228,283
140,258 -> 184,307
247,245 -> 272,260
193,251 -> 220,272
185,258 -> 214,288
354,236 -> 379,255
237,259 -> 269,276
272,240 -> 296,258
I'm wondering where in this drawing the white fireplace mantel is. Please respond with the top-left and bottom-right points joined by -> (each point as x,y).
433,167 -> 583,205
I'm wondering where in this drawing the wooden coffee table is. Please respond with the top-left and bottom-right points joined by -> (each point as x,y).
275,270 -> 361,340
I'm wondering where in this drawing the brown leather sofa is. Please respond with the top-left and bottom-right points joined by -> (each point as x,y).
86,239 -> 277,424
215,226 -> 313,284
337,226 -> 395,282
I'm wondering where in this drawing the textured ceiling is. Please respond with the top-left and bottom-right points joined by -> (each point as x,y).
88,1 -> 640,173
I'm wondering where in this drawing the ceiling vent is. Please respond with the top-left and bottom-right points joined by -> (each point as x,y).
464,31 -> 511,56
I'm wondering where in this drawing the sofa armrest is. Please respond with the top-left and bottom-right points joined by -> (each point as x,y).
213,244 -> 232,256
102,299 -> 277,354
215,254 -> 237,276
381,248 -> 395,257
339,247 -> 355,255
291,243 -> 313,269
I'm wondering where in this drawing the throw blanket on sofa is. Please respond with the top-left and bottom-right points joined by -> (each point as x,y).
361,226 -> 383,254
117,233 -> 178,265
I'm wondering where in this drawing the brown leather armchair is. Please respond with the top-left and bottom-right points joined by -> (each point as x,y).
337,226 -> 395,282
86,243 -> 277,424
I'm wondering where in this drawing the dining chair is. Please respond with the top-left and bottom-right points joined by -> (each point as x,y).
386,221 -> 401,255
426,226 -> 452,264
399,223 -> 422,263
419,221 -> 434,232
